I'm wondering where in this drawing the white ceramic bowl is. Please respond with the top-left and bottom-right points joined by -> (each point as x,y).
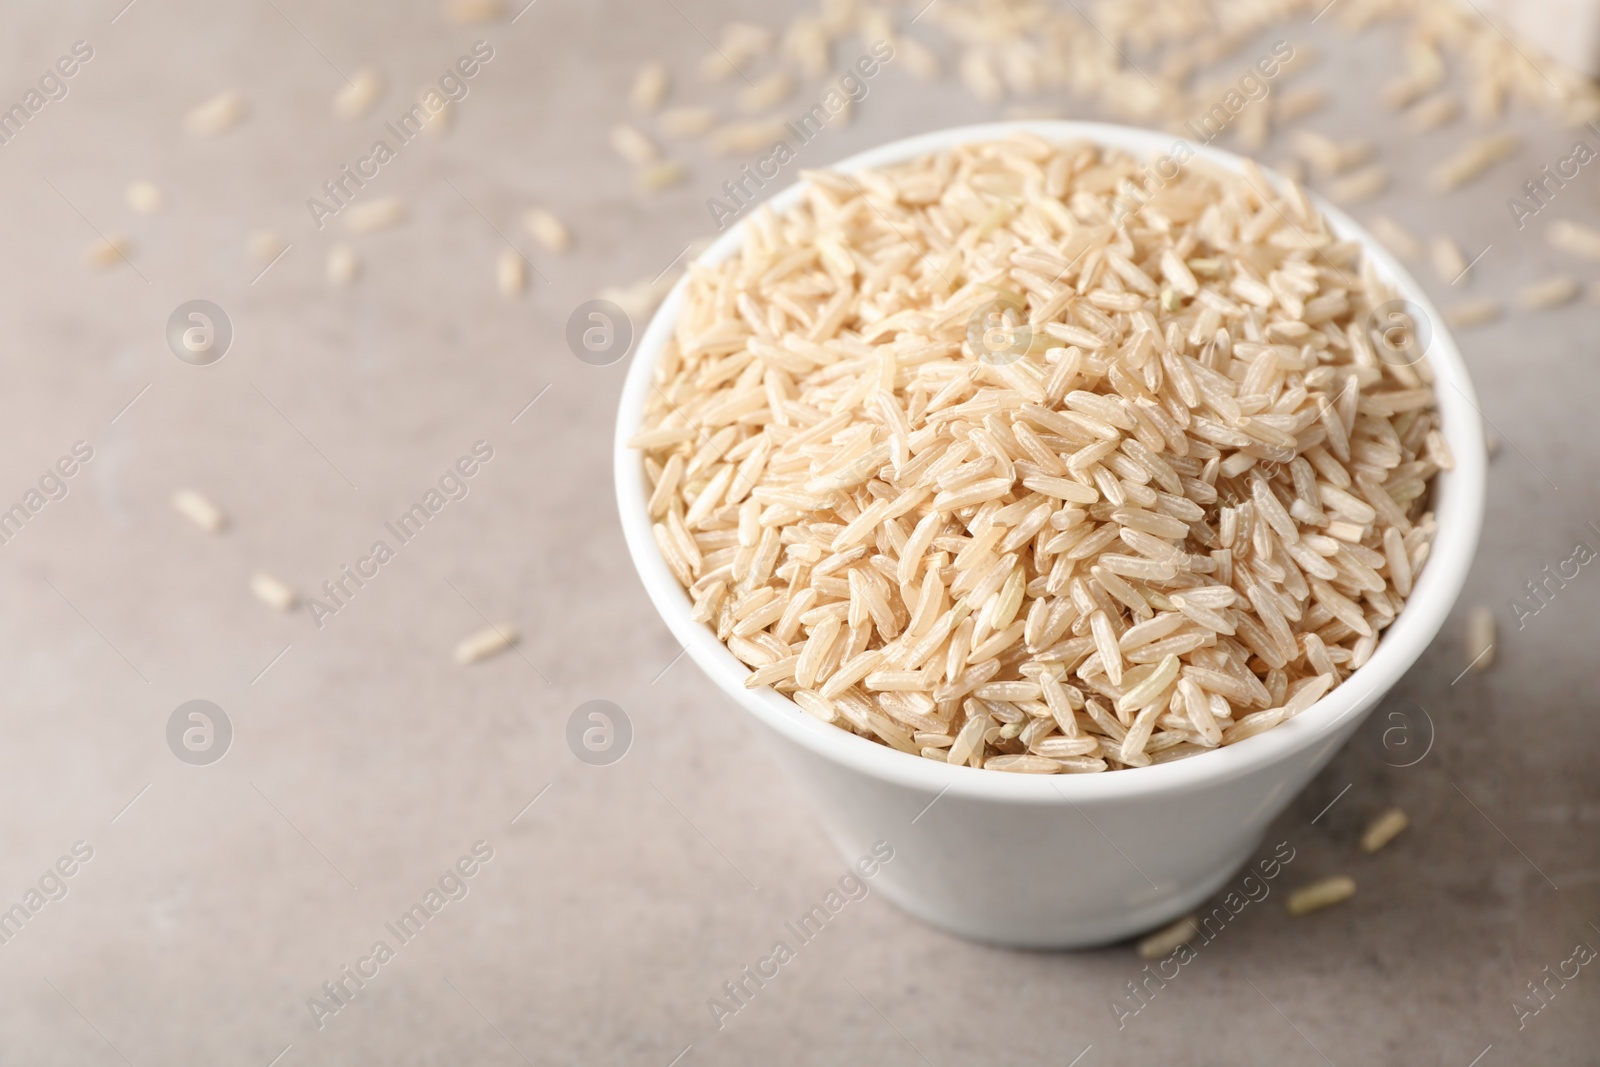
614,121 -> 1485,948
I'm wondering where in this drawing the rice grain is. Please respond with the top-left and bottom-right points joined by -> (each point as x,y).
522,209 -> 571,253
1138,914 -> 1198,959
186,91 -> 246,136
344,197 -> 407,234
1430,236 -> 1468,285
172,490 -> 226,533
327,244 -> 360,285
1286,875 -> 1356,916
334,68 -> 385,119
1429,133 -> 1518,191
455,625 -> 517,664
126,181 -> 163,215
85,236 -> 132,269
610,124 -> 659,166
251,573 -> 298,610
1359,807 -> 1409,853
1444,299 -> 1499,329
1465,605 -> 1495,672
1367,216 -> 1420,262
497,248 -> 528,296
1516,275 -> 1579,311
631,62 -> 669,112
1547,220 -> 1600,260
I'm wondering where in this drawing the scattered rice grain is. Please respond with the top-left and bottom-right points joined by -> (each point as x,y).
1367,216 -> 1420,262
1444,298 -> 1499,328
1359,807 -> 1409,853
85,236 -> 132,269
658,106 -> 718,138
610,123 -> 658,166
172,489 -> 226,533
1516,275 -> 1579,311
636,160 -> 687,193
1430,235 -> 1468,284
444,0 -> 502,24
344,197 -> 407,234
455,624 -> 517,664
1429,133 -> 1518,191
1286,875 -> 1356,916
631,62 -> 669,112
497,248 -> 528,296
1465,604 -> 1495,672
334,67 -> 385,119
1327,165 -> 1388,205
186,91 -> 246,136
250,573 -> 298,610
126,181 -> 163,215
327,244 -> 360,285
1138,914 -> 1198,959
1547,220 -> 1600,260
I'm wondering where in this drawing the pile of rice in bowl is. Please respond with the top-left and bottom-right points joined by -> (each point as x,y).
630,134 -> 1449,774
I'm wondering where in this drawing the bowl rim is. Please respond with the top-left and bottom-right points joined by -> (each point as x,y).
613,119 -> 1485,804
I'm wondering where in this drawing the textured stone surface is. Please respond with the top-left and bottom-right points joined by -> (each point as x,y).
0,1 -> 1594,1064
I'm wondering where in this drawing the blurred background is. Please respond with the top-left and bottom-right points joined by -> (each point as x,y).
0,0 -> 1597,1063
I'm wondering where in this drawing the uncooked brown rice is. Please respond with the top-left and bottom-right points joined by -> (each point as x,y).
1286,875 -> 1356,915
172,489 -> 227,533
250,573 -> 299,611
1359,806 -> 1408,852
523,209 -> 572,253
126,181 -> 163,215
1515,275 -> 1579,312
333,67 -> 385,120
1547,221 -> 1600,261
1428,133 -> 1518,190
1138,914 -> 1199,958
1429,235 -> 1467,285
1465,604 -> 1494,672
1326,165 -> 1388,205
1444,298 -> 1499,329
327,244 -> 360,286
455,625 -> 517,665
343,197 -> 407,234
185,90 -> 246,136
1366,216 -> 1420,262
631,136 -> 1444,774
630,62 -> 669,113
497,248 -> 528,296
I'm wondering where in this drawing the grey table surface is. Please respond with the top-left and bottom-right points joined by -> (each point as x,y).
0,0 -> 1596,1064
